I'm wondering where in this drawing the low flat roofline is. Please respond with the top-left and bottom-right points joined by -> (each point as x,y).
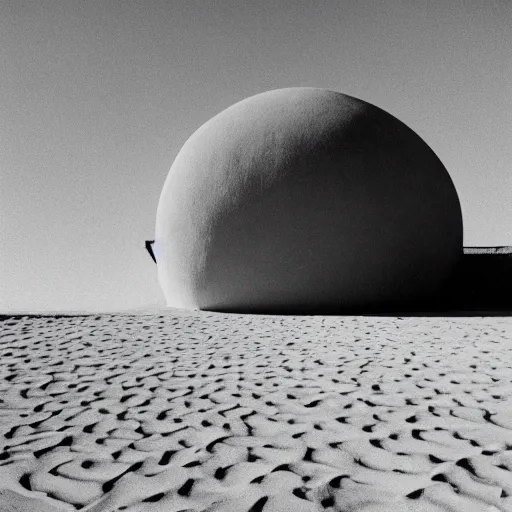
145,242 -> 512,263
463,246 -> 512,255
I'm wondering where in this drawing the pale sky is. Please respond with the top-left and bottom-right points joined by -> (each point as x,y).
1,0 -> 511,313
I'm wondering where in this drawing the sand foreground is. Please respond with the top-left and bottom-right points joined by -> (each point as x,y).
1,311 -> 512,511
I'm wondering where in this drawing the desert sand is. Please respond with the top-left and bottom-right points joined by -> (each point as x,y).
1,310 -> 512,511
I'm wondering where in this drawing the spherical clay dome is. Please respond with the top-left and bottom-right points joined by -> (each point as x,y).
156,88 -> 463,313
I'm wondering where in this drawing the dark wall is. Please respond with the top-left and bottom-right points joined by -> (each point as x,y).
440,249 -> 512,312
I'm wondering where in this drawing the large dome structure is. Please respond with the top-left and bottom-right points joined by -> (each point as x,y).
155,88 -> 463,313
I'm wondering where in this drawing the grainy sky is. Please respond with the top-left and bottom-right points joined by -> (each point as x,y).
1,0 -> 511,312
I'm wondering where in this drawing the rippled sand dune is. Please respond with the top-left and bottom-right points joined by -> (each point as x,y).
1,311 -> 512,511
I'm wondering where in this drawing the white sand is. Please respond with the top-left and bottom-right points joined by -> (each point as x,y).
1,311 -> 512,511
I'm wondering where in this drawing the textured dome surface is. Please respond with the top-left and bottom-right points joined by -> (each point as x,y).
156,88 -> 462,312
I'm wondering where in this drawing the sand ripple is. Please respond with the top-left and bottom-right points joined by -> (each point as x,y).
1,312 -> 512,511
